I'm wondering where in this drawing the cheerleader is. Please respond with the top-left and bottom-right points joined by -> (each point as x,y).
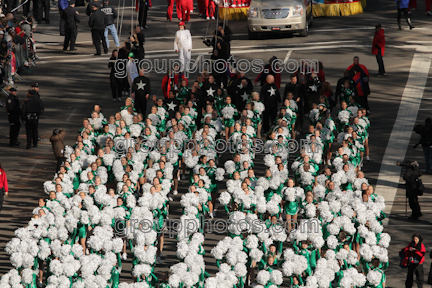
282,179 -> 301,231
221,96 -> 238,142
251,92 -> 264,138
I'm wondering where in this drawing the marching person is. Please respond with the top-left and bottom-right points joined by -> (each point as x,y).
21,90 -> 44,149
260,75 -> 281,135
401,233 -> 425,288
396,0 -> 414,30
50,129 -> 66,172
204,0 -> 215,20
167,0 -> 182,21
138,0 -> 152,28
58,0 -> 69,36
174,21 -> 192,72
6,88 -> 21,147
62,0 -> 80,51
347,56 -> 370,112
88,2 -> 108,56
101,0 -> 120,49
0,162 -> 8,197
31,83 -> 44,142
131,68 -> 151,116
372,24 -> 386,76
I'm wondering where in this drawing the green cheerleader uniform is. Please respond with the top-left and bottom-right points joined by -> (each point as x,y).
177,86 -> 189,103
284,198 -> 300,216
222,103 -> 238,128
206,167 -> 219,195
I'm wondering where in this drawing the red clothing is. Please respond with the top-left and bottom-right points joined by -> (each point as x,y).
181,0 -> 193,21
205,0 -> 215,17
197,0 -> 205,14
402,243 -> 426,266
162,73 -> 188,98
347,63 -> 369,77
0,169 -> 8,193
167,0 -> 182,20
317,70 -> 325,83
372,29 -> 385,56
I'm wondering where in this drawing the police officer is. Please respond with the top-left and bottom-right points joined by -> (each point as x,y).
31,83 -> 44,142
21,90 -> 44,149
88,2 -> 108,55
131,68 -> 151,116
62,0 -> 80,51
5,88 -> 20,147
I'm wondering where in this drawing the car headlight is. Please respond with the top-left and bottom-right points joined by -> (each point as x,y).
293,5 -> 303,16
248,7 -> 259,18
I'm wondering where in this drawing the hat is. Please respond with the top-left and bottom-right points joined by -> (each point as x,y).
15,27 -> 21,34
28,89 -> 37,95
0,31 -> 4,35
9,87 -> 16,92
179,21 -> 185,26
31,83 -> 39,88
92,1 -> 101,8
128,52 -> 134,58
69,0 -> 75,4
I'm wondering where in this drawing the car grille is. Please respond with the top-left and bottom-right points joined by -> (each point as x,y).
261,9 -> 290,19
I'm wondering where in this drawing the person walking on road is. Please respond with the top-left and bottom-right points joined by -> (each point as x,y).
400,161 -> 423,220
396,0 -> 414,30
21,90 -> 44,149
131,68 -> 151,116
50,129 -> 66,172
0,161 -> 8,213
372,24 -> 386,76
414,118 -> 432,174
88,2 -> 108,55
401,233 -> 426,288
62,0 -> 80,51
101,0 -> 120,49
5,87 -> 21,147
174,21 -> 192,72
347,56 -> 370,111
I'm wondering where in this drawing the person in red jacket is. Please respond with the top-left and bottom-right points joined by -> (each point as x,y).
372,24 -> 386,77
167,0 -> 182,21
0,162 -> 8,196
402,233 -> 426,288
162,65 -> 188,98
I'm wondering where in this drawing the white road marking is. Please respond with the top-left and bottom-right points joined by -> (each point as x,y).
28,160 -> 40,174
375,49 -> 432,227
283,50 -> 292,64
191,55 -> 203,70
66,108 -> 77,122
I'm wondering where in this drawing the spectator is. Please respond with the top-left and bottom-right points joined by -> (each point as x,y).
414,118 -> 432,173
401,233 -> 425,287
372,24 -> 386,76
50,129 -> 66,172
0,161 -> 8,196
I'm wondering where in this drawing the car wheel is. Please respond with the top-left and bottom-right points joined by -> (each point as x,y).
248,29 -> 258,40
299,23 -> 308,37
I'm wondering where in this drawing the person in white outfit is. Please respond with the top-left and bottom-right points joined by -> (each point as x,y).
174,21 -> 192,72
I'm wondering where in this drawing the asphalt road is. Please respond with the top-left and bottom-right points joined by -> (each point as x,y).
1,0 -> 432,286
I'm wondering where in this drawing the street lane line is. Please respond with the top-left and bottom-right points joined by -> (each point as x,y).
66,108 -> 77,122
375,49 -> 432,227
283,50 -> 292,64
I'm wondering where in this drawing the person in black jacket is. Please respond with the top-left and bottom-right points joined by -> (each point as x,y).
131,68 -> 151,117
21,90 -> 44,149
62,0 -> 80,51
88,2 -> 108,55
284,74 -> 304,134
108,50 -> 124,101
5,87 -> 20,147
414,118 -> 432,174
303,71 -> 321,111
201,75 -> 219,105
401,161 -> 422,220
101,0 -> 119,49
260,75 -> 281,134
130,25 -> 145,61
335,70 -> 356,105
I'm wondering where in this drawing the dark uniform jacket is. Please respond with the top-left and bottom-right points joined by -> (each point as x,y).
88,9 -> 107,30
101,4 -> 117,25
21,95 -> 43,120
62,6 -> 81,28
260,83 -> 281,109
6,94 -> 20,116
